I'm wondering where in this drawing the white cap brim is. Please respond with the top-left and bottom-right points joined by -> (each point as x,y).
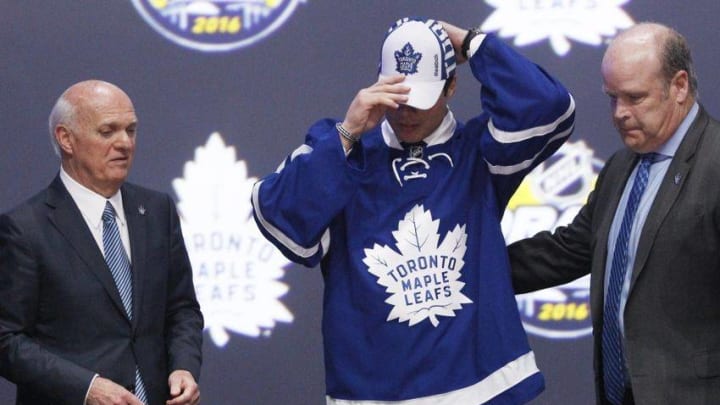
379,74 -> 445,110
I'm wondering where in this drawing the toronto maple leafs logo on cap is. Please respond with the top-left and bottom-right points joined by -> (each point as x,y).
395,43 -> 422,75
379,17 -> 456,110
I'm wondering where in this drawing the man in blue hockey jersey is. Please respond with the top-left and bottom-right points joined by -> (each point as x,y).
252,17 -> 575,404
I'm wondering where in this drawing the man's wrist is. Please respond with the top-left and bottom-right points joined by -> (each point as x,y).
461,27 -> 484,60
84,374 -> 100,405
336,122 -> 359,144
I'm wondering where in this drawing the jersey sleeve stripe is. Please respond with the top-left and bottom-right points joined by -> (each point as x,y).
485,124 -> 573,175
488,95 -> 575,144
252,179 -> 330,259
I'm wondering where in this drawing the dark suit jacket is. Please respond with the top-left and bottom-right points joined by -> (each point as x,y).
509,106 -> 720,404
0,176 -> 203,405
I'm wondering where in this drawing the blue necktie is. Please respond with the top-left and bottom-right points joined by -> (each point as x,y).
102,202 -> 148,404
602,153 -> 660,404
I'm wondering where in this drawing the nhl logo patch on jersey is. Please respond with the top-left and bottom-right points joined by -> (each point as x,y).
408,144 -> 423,159
395,43 -> 422,75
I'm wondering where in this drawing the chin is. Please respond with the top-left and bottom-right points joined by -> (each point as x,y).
622,134 -> 642,148
623,142 -> 651,154
397,132 -> 423,144
107,172 -> 129,184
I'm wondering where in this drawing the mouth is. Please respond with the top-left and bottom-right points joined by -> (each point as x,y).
396,123 -> 419,132
109,156 -> 130,165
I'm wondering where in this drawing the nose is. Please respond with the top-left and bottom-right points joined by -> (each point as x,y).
611,99 -> 629,122
114,130 -> 135,149
396,104 -> 417,116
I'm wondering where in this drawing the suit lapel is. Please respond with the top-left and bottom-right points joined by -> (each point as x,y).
122,184 -> 147,330
46,177 -> 130,322
630,108 -> 707,288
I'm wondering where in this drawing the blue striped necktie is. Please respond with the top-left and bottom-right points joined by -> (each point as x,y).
602,153 -> 661,404
102,201 -> 148,404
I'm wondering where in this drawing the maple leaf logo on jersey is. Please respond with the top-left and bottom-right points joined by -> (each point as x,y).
395,43 -> 422,75
363,205 -> 472,327
173,132 -> 293,347
481,0 -> 635,56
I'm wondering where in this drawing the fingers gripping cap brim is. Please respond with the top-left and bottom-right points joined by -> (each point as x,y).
378,75 -> 445,110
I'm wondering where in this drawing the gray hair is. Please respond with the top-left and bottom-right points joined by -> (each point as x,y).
661,27 -> 698,98
47,92 -> 77,157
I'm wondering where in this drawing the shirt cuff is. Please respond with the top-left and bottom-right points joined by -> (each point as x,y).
466,33 -> 488,59
84,374 -> 99,405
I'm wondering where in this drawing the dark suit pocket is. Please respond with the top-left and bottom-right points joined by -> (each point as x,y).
694,351 -> 720,378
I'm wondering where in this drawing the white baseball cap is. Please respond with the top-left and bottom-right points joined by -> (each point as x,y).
378,18 -> 457,110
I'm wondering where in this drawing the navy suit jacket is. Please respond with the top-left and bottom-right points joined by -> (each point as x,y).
509,106 -> 720,404
0,176 -> 203,405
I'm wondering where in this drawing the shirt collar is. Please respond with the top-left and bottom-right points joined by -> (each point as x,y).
59,167 -> 126,229
656,102 -> 699,158
381,108 -> 457,149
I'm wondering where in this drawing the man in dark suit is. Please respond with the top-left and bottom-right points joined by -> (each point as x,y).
0,80 -> 203,405
509,23 -> 720,405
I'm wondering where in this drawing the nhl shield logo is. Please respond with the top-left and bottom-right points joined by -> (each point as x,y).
395,43 -> 422,75
408,144 -> 423,159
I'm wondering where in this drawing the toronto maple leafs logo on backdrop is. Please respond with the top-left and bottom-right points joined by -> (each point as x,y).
395,43 -> 422,75
481,0 -> 635,56
173,133 -> 293,347
363,205 -> 472,327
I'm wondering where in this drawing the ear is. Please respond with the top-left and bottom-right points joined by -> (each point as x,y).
671,70 -> 690,103
55,125 -> 74,155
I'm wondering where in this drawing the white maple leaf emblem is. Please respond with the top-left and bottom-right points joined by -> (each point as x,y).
363,205 -> 472,327
481,0 -> 635,56
173,132 -> 293,347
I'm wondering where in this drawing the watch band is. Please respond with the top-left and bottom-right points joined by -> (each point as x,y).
461,27 -> 483,60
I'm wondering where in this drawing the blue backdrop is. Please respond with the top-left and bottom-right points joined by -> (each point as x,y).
1,1 -> 719,404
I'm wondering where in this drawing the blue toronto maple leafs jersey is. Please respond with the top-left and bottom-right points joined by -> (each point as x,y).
252,34 -> 575,404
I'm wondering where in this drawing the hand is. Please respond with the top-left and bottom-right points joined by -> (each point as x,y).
341,75 -> 410,138
440,21 -> 471,64
166,370 -> 200,405
86,376 -> 144,405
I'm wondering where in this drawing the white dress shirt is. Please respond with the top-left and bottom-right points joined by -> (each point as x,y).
59,167 -> 132,261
